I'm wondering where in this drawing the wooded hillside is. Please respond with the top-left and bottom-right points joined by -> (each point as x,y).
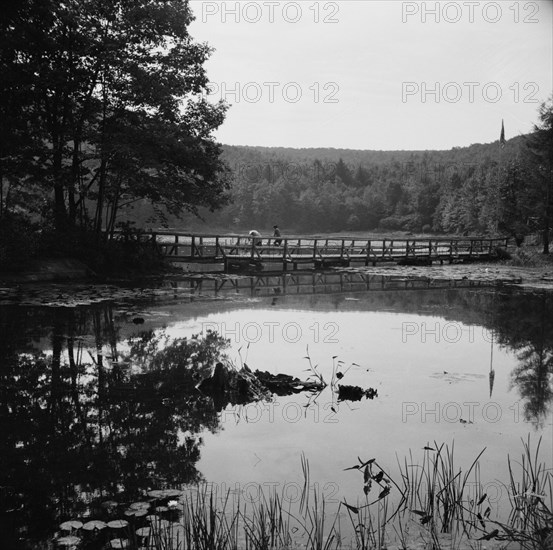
142,133 -> 539,240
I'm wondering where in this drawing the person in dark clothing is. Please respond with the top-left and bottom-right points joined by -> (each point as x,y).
273,225 -> 282,246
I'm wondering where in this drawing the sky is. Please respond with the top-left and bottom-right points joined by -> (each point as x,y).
189,0 -> 553,150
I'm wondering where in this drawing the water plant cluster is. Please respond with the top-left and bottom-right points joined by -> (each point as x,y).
50,438 -> 552,550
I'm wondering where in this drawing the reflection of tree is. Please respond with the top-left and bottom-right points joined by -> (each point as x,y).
0,306 -> 227,546
511,347 -> 553,427
483,289 -> 553,427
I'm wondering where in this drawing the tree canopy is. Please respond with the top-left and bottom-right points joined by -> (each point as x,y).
0,0 -> 230,234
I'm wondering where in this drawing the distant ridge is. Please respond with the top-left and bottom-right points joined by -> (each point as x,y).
222,135 -> 527,167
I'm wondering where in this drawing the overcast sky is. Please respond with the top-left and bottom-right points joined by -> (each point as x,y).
189,0 -> 553,150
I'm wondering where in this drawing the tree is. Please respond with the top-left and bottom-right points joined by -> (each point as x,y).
0,0 -> 230,233
335,158 -> 353,187
524,98 -> 553,254
497,159 -> 533,245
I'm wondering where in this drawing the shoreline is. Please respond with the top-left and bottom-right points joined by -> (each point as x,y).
1,259 -> 552,309
1,258 -> 552,289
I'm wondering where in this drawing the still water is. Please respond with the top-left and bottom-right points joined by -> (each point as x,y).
1,273 -> 552,548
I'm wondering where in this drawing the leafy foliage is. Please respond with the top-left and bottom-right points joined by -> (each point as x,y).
0,0 -> 230,235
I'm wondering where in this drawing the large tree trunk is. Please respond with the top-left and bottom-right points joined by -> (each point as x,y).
50,87 -> 70,232
68,139 -> 80,226
94,158 -> 108,234
544,165 -> 552,255
53,147 -> 68,231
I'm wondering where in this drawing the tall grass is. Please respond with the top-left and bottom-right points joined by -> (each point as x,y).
180,485 -> 239,550
53,439 -> 552,549
504,436 -> 553,550
242,489 -> 291,550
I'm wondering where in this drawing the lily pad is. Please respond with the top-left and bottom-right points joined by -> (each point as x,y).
124,508 -> 148,518
60,520 -> 83,531
82,520 -> 107,531
107,519 -> 129,529
136,527 -> 151,537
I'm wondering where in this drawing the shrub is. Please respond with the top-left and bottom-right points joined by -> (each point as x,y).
378,216 -> 404,231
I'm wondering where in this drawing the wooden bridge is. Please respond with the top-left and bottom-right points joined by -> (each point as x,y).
121,231 -> 511,272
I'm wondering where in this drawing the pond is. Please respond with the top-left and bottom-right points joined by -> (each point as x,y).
0,273 -> 552,549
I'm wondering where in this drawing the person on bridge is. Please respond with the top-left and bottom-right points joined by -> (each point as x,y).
273,225 -> 282,246
249,230 -> 262,246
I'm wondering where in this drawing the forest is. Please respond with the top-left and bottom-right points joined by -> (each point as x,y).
0,0 -> 552,270
169,114 -> 552,252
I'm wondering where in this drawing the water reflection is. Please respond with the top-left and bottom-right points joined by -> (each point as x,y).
168,271 -> 499,299
0,306 -> 226,546
0,279 -> 552,548
490,290 -> 553,427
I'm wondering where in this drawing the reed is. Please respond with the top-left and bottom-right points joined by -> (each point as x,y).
242,488 -> 292,550
504,436 -> 553,550
180,484 -> 239,550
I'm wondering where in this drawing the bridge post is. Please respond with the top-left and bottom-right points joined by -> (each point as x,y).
171,234 -> 178,257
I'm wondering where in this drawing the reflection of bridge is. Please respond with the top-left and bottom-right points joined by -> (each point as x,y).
126,231 -> 511,272
167,272 -> 500,299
